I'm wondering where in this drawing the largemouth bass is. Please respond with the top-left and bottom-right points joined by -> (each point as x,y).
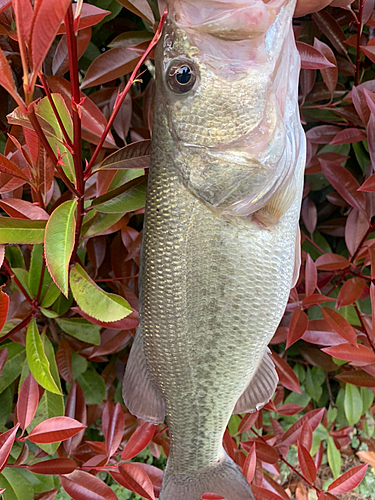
123,1 -> 306,499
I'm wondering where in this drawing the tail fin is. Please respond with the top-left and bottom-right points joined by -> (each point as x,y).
160,453 -> 254,500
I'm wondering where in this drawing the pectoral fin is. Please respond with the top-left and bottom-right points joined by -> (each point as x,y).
253,174 -> 297,227
122,331 -> 166,424
233,348 -> 278,414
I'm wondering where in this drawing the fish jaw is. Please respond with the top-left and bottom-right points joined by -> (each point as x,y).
156,0 -> 301,218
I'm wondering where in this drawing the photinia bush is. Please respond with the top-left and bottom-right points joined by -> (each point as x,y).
0,1 -> 374,499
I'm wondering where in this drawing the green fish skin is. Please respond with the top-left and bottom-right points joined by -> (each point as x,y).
123,1 -> 306,499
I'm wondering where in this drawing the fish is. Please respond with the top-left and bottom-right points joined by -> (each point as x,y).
123,1 -> 306,499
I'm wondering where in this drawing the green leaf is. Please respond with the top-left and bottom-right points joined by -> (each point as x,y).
28,244 -> 61,307
0,385 -> 13,431
81,211 -> 123,238
26,318 -> 61,395
45,200 -> 77,297
93,140 -> 151,171
37,95 -> 75,182
344,383 -> 363,425
0,468 -> 34,500
78,369 -> 106,404
305,367 -> 323,402
51,292 -> 73,316
5,245 -> 24,268
0,343 -> 26,394
72,351 -> 88,379
0,218 -> 46,244
361,387 -> 374,414
69,263 -> 132,322
40,307 -> 60,318
10,468 -> 58,495
92,176 -> 147,214
56,317 -> 101,345
11,268 -> 31,297
42,333 -> 63,393
327,436 -> 342,479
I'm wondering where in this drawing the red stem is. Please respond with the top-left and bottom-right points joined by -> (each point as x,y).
303,233 -> 326,255
84,10 -> 168,179
355,0 -> 365,86
3,259 -> 34,307
354,302 -> 375,353
35,260 -> 46,304
0,313 -> 33,344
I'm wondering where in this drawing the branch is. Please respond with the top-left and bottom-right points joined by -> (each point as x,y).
0,313 -> 33,344
3,259 -> 34,307
84,10 -> 168,179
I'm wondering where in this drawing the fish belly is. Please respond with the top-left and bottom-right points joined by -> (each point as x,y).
138,133 -> 304,474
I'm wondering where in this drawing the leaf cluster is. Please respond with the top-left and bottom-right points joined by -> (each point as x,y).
0,1 -> 374,500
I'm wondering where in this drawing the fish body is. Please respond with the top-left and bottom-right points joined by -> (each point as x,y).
123,1 -> 306,499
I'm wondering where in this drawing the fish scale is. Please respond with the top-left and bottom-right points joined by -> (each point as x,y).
123,0 -> 305,498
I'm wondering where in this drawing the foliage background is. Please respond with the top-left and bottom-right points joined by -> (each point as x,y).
0,0 -> 375,499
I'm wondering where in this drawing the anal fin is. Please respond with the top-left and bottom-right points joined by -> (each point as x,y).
122,330 -> 166,424
233,348 -> 278,414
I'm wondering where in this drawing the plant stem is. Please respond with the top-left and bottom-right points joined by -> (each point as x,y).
303,233 -> 325,255
39,73 -> 73,150
355,0 -> 365,86
64,5 -> 85,261
350,224 -> 375,263
84,10 -> 168,179
0,313 -> 33,344
354,302 -> 375,353
3,259 -> 34,307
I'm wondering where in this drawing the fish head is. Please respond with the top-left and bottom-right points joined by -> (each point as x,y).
155,0 -> 301,216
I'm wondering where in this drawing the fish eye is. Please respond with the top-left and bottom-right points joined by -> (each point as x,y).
167,62 -> 197,93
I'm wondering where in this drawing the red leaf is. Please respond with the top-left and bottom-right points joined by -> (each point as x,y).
299,419 -> 313,452
27,417 -> 86,444
286,309 -> 309,349
306,125 -> 341,144
0,48 -> 24,108
361,45 -> 375,63
298,442 -> 317,484
0,199 -> 49,220
60,470 -> 118,500
0,286 -> 9,332
312,11 -> 348,56
52,27 -> 92,77
118,463 -> 155,500
351,85 -> 371,124
27,458 -> 77,475
336,370 -> 375,387
313,38 -> 338,93
303,319 -> 345,346
81,47 -> 144,89
243,442 -> 256,483
0,425 -> 20,474
336,278 -> 364,308
103,402 -> 125,458
296,42 -> 336,70
320,162 -> 367,215
345,209 -> 370,257
241,441 -> 279,464
64,381 -> 87,456
302,294 -> 336,308
34,490 -> 59,500
359,173 -> 375,192
330,128 -> 367,145
314,442 -> 324,471
30,0 -> 71,77
276,404 -> 305,416
122,422 -> 155,461
46,76 -> 116,149
56,339 -> 73,384
251,485 -> 285,500
17,372 -> 39,431
367,113 -> 375,171
281,408 -> 325,446
58,4 -> 110,33
321,308 -> 357,347
270,351 -> 301,394
328,464 -> 368,494
0,347 -> 7,376
301,198 -> 317,234
305,255 -> 317,297
315,253 -> 350,271
133,463 -> 163,499
322,344 -> 375,365
237,412 -> 260,434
